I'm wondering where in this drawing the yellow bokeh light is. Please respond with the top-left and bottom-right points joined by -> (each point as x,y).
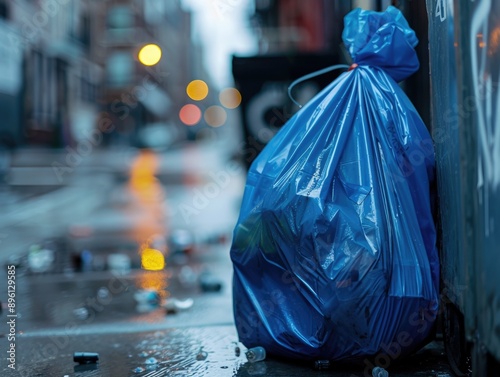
204,106 -> 227,127
141,248 -> 165,271
186,80 -> 209,101
219,88 -> 242,109
138,44 -> 162,66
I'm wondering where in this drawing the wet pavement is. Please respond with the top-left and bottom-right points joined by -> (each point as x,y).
1,326 -> 453,377
0,142 -> 454,376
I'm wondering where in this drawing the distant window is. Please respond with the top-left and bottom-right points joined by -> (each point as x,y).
107,6 -> 134,29
0,1 -> 9,20
80,13 -> 91,48
106,52 -> 133,87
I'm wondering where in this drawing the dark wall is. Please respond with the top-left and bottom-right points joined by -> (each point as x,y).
397,0 -> 431,129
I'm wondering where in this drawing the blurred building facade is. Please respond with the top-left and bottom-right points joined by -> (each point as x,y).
251,0 -> 354,55
0,0 -> 102,148
99,0 -> 186,147
0,0 -> 207,149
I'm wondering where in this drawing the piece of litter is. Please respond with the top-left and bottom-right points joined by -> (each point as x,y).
245,346 -> 266,363
372,366 -> 389,377
314,360 -> 331,370
163,297 -> 194,314
196,347 -> 208,361
199,274 -> 223,292
73,352 -> 99,364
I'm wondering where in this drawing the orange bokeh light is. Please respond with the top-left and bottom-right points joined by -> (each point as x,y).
129,150 -> 159,190
204,105 -> 227,127
186,80 -> 209,101
219,88 -> 242,109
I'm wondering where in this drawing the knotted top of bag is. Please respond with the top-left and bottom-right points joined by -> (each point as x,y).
342,6 -> 419,82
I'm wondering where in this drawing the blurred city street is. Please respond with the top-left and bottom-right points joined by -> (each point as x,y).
0,139 -> 248,376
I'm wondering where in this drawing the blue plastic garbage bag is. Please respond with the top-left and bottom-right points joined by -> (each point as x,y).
230,6 -> 439,362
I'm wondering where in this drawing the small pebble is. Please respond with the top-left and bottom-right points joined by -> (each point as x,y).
372,366 -> 389,377
73,352 -> 99,364
145,357 -> 158,365
97,287 -> 110,299
133,366 -> 145,373
314,360 -> 331,370
199,274 -> 223,292
72,307 -> 89,321
196,347 -> 208,361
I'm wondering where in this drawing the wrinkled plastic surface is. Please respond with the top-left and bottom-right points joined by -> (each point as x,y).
343,6 -> 419,82
231,6 -> 439,361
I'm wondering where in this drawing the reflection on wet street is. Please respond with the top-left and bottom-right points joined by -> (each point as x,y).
0,142 -> 249,376
126,150 -> 167,246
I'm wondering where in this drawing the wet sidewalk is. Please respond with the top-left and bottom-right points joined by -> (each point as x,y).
0,142 -> 453,376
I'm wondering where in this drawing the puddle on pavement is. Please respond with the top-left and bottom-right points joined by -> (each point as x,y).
131,328 -> 247,377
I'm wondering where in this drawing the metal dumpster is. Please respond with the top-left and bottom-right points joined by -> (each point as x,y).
427,0 -> 500,375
